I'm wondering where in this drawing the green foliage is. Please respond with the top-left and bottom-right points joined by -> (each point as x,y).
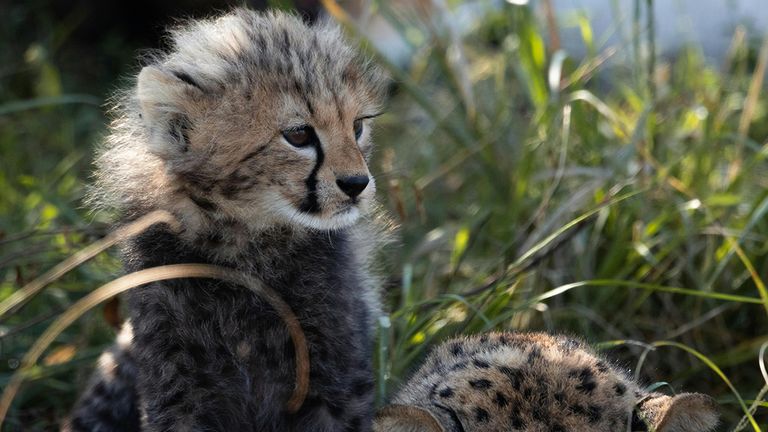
363,2 -> 768,429
1,1 -> 767,430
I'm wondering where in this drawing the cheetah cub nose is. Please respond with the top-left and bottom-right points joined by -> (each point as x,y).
336,175 -> 370,199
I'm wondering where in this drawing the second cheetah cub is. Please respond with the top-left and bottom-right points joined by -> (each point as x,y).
375,332 -> 719,432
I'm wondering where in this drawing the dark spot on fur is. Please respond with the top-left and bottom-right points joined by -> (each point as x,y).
510,412 -> 526,429
571,367 -> 597,394
188,194 -> 217,211
203,231 -> 225,247
179,170 -> 214,193
345,416 -> 362,432
160,342 -> 182,359
352,378 -> 374,397
168,114 -> 192,152
186,342 -> 208,366
450,360 -> 468,371
305,98 -> 315,117
157,388 -> 186,410
327,402 -> 345,418
91,382 -> 107,398
527,346 -> 542,362
341,64 -> 358,85
469,379 -> 492,390
171,70 -> 202,90
282,28 -> 290,50
434,405 -> 466,432
531,405 -> 546,421
499,366 -> 523,388
300,396 -> 323,411
523,386 -> 533,399
293,79 -> 306,98
474,407 -> 490,423
587,404 -> 602,423
451,343 -> 464,356
439,387 -> 454,398
494,391 -> 509,408
238,146 -> 268,163
333,92 -> 344,123
614,382 -> 626,396
472,358 -> 490,369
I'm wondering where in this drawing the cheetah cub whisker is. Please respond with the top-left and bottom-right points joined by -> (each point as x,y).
67,8 -> 387,432
375,332 -> 719,432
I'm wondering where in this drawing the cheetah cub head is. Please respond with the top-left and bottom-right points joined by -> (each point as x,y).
375,333 -> 719,432
113,10 -> 385,232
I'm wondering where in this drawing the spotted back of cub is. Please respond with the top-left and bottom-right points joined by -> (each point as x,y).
376,332 -> 719,432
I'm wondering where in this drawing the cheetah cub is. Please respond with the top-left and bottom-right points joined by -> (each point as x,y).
375,333 -> 719,432
68,9 -> 386,432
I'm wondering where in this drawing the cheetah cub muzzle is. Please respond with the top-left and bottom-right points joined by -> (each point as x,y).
375,332 -> 719,432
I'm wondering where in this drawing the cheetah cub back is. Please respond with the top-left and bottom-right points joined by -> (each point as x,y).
375,332 -> 719,432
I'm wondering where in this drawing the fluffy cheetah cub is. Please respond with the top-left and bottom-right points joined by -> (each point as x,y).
375,333 -> 719,432
68,9 -> 386,432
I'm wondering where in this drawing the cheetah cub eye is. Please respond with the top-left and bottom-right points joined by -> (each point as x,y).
282,126 -> 315,148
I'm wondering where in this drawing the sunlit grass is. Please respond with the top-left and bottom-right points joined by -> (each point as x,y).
360,1 -> 768,429
1,0 -> 767,430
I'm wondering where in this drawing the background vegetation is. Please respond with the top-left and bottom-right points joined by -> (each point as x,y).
1,0 -> 767,430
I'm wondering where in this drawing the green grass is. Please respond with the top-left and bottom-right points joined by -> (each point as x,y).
2,1 -> 768,430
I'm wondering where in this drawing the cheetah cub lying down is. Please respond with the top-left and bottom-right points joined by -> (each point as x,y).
375,332 -> 719,432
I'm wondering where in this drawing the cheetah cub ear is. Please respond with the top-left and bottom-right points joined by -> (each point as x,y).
638,392 -> 719,432
136,65 -> 204,159
374,404 -> 445,432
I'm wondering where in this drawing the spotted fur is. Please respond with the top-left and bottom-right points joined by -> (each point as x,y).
67,9 -> 387,432
375,332 -> 719,432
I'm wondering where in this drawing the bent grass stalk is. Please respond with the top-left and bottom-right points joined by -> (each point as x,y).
651,341 -> 760,432
733,343 -> 768,431
0,210 -> 180,320
0,264 -> 310,426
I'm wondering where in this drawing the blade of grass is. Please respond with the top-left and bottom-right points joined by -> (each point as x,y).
0,210 -> 180,320
0,95 -> 101,116
737,36 -> 768,139
376,315 -> 391,407
652,341 -> 760,432
704,195 -> 768,292
724,233 -> 768,318
0,264 -> 310,425
509,188 -> 645,273
528,279 -> 765,305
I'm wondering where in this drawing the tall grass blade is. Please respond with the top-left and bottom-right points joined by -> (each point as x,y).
0,210 -> 180,320
652,341 -> 760,432
0,264 -> 310,425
